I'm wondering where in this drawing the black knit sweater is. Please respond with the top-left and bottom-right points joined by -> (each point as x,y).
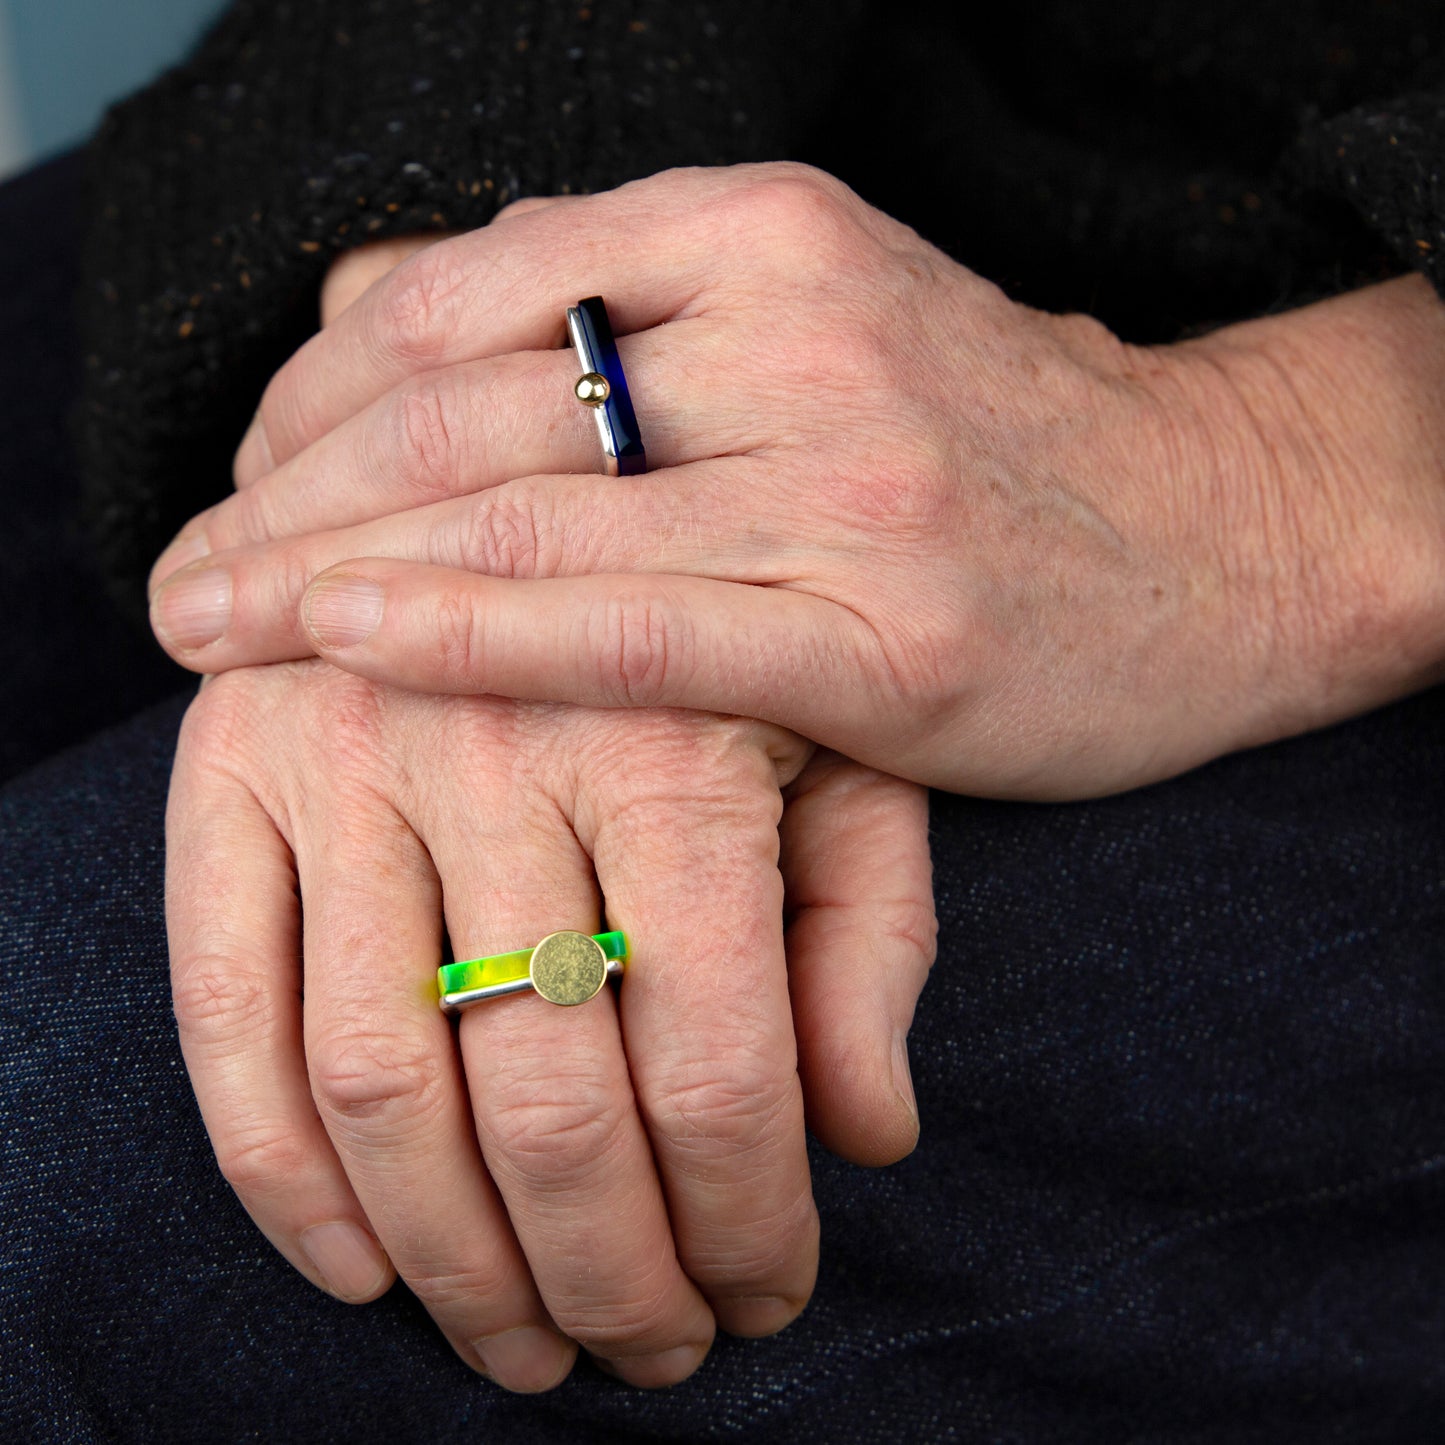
78,0 -> 1445,609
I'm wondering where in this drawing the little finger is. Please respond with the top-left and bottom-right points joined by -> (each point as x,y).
576,727 -> 820,1342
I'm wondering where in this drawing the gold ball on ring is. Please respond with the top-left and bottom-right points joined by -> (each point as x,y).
574,372 -> 611,407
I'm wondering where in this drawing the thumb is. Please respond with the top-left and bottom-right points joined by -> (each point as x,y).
779,753 -> 935,1167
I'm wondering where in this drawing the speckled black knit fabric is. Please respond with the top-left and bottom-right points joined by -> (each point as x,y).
78,0 -> 1445,608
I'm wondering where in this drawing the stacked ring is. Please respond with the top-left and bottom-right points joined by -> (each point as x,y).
438,930 -> 628,1013
566,296 -> 647,476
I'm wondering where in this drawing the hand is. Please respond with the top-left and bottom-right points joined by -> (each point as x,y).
168,662 -> 933,1391
148,163 -> 1445,799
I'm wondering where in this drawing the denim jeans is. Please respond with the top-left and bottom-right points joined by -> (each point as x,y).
2,159 -> 1443,1445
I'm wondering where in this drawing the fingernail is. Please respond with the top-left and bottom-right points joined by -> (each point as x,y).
299,1220 -> 391,1303
892,1028 -> 919,1129
152,567 -> 232,649
597,1342 -> 708,1389
152,532 -> 211,591
305,576 -> 385,649
474,1325 -> 574,1393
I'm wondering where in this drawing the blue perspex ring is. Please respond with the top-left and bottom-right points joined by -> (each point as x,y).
566,296 -> 647,477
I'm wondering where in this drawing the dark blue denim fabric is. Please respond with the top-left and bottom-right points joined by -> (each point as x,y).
0,154 -> 184,787
2,686 -> 1443,1444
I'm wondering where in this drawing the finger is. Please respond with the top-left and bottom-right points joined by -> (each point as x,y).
153,319 -> 765,590
573,717 -> 820,1344
165,713 -> 395,1306
147,450 -> 795,654
295,791 -> 572,1391
289,560 -> 881,764
779,753 -> 935,1166
236,232 -> 463,487
154,547 -> 869,741
491,196 -> 567,222
417,755 -> 714,1391
247,169 -> 760,470
320,234 -> 462,330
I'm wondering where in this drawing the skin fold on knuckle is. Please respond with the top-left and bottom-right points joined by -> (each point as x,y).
393,375 -> 468,504
175,669 -> 274,767
586,587 -> 694,708
172,952 -> 284,1056
455,484 -> 559,580
549,1270 -> 700,1359
869,894 -> 940,972
428,586 -> 491,686
684,1196 -> 821,1300
369,244 -> 470,369
308,1028 -> 448,1135
642,1057 -> 801,1168
481,1077 -> 632,1191
395,1260 -> 518,1316
211,1120 -> 316,1200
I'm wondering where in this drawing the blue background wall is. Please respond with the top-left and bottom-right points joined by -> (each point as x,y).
0,0 -> 227,179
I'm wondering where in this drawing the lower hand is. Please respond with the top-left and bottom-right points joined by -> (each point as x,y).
149,164 -> 1445,798
167,661 -> 933,1391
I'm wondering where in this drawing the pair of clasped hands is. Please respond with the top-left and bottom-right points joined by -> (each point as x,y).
148,163 -> 1445,1392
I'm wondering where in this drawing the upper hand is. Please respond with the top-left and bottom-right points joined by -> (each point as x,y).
148,162 -> 1445,798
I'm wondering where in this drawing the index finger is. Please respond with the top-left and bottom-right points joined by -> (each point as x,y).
249,167 -> 750,473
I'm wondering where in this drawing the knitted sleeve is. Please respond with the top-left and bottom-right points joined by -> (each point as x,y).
78,0 -> 866,609
1294,90 -> 1445,298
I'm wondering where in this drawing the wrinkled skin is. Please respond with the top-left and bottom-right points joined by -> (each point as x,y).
151,163 -> 1445,799
161,214 -> 935,1393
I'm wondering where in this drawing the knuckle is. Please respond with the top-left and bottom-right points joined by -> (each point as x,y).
485,1085 -> 629,1186
372,247 -> 468,366
460,486 -> 556,579
310,1029 -> 446,1128
177,671 -> 268,762
299,667 -> 390,767
590,588 -> 690,707
643,1057 -> 797,1162
393,376 -> 467,501
688,1198 -> 819,1292
172,954 -> 279,1050
831,450 -> 948,537
725,165 -> 856,263
403,1262 -> 514,1314
213,1123 -> 314,1197
432,587 -> 488,682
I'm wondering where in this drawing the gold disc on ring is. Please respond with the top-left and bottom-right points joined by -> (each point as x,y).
574,371 -> 611,406
529,930 -> 609,1006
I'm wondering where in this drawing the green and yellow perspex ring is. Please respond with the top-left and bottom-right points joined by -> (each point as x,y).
437,930 -> 628,1013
